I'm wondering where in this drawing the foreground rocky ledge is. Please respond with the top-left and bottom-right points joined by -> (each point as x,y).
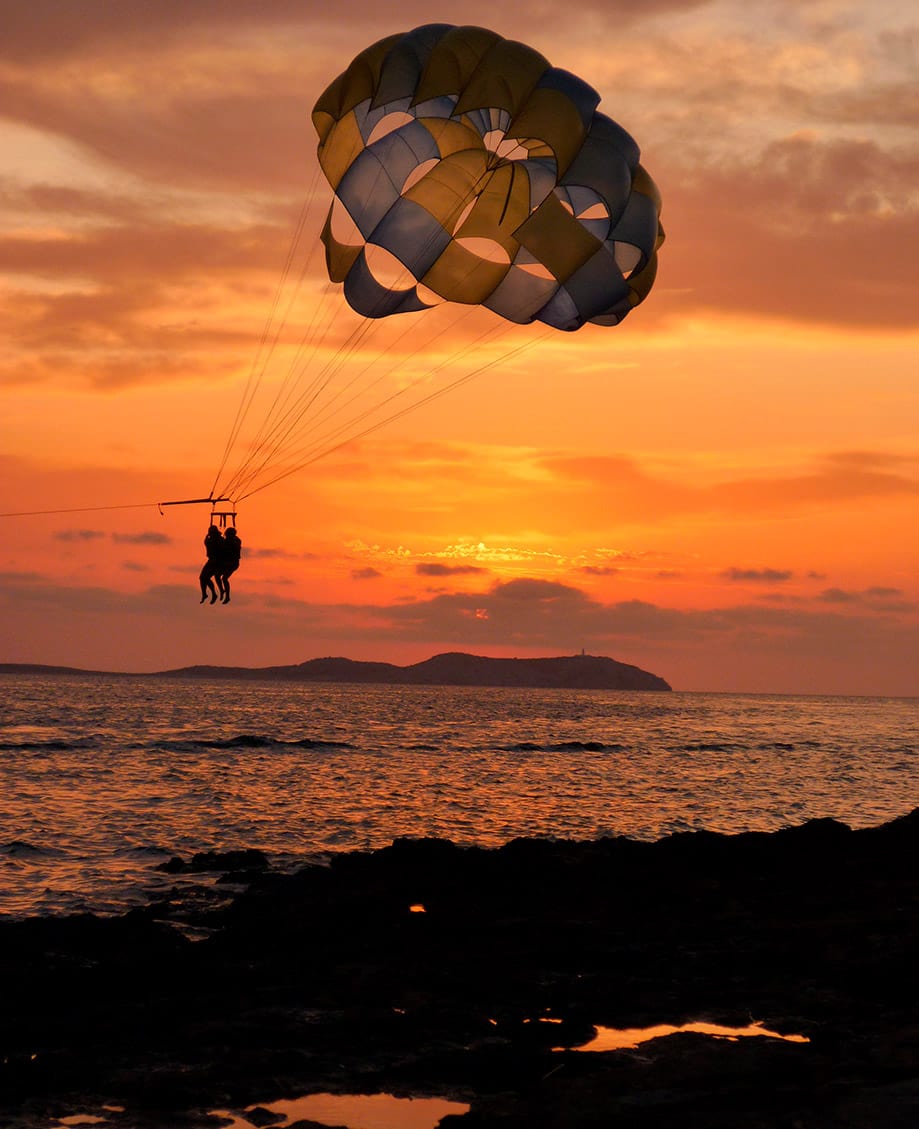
2,810 -> 918,1128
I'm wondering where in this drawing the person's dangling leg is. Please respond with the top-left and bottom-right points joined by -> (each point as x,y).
199,565 -> 215,604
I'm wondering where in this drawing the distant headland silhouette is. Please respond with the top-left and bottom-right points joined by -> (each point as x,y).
1,652 -> 671,691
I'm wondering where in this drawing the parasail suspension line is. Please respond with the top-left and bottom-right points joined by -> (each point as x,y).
158,496 -> 233,509
209,506 -> 238,529
0,502 -> 160,519
158,496 -> 237,526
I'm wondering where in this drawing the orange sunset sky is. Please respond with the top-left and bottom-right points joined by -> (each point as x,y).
1,0 -> 917,695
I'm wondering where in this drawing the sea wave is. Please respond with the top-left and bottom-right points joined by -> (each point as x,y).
676,742 -> 745,752
505,740 -> 626,753
1,840 -> 68,858
161,734 -> 355,751
0,739 -> 88,752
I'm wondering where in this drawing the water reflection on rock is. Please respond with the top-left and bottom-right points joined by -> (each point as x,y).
556,1019 -> 810,1052
212,1091 -> 469,1129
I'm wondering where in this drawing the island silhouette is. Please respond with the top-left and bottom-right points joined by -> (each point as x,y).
1,652 -> 672,691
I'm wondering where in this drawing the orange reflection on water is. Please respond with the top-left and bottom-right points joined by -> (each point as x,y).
556,1021 -> 809,1052
212,1091 -> 470,1129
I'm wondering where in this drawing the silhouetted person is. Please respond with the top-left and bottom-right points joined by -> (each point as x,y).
199,524 -> 223,604
218,527 -> 242,604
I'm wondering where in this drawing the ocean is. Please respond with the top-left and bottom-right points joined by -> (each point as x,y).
1,673 -> 916,919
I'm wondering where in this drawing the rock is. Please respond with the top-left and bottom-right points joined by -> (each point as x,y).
244,1107 -> 286,1127
2,809 -> 919,1127
156,849 -> 270,874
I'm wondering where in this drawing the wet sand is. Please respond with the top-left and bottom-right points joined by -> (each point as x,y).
2,810 -> 918,1128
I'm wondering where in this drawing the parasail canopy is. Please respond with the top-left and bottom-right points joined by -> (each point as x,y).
183,25 -> 668,513
313,23 -> 664,332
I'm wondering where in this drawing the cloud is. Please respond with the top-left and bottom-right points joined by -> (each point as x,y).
434,542 -> 571,566
819,586 -> 913,611
122,561 -> 148,572
0,218 -> 292,387
111,531 -> 172,545
825,451 -> 918,471
0,3 -> 701,65
0,2 -> 276,61
489,578 -> 580,602
579,565 -> 620,576
53,529 -> 105,542
415,563 -> 487,577
722,568 -> 794,583
821,587 -> 859,604
351,567 -> 383,581
247,547 -> 318,561
541,450 -> 919,526
655,134 -> 919,330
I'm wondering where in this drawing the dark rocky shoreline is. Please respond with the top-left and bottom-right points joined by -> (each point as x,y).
2,810 -> 918,1127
